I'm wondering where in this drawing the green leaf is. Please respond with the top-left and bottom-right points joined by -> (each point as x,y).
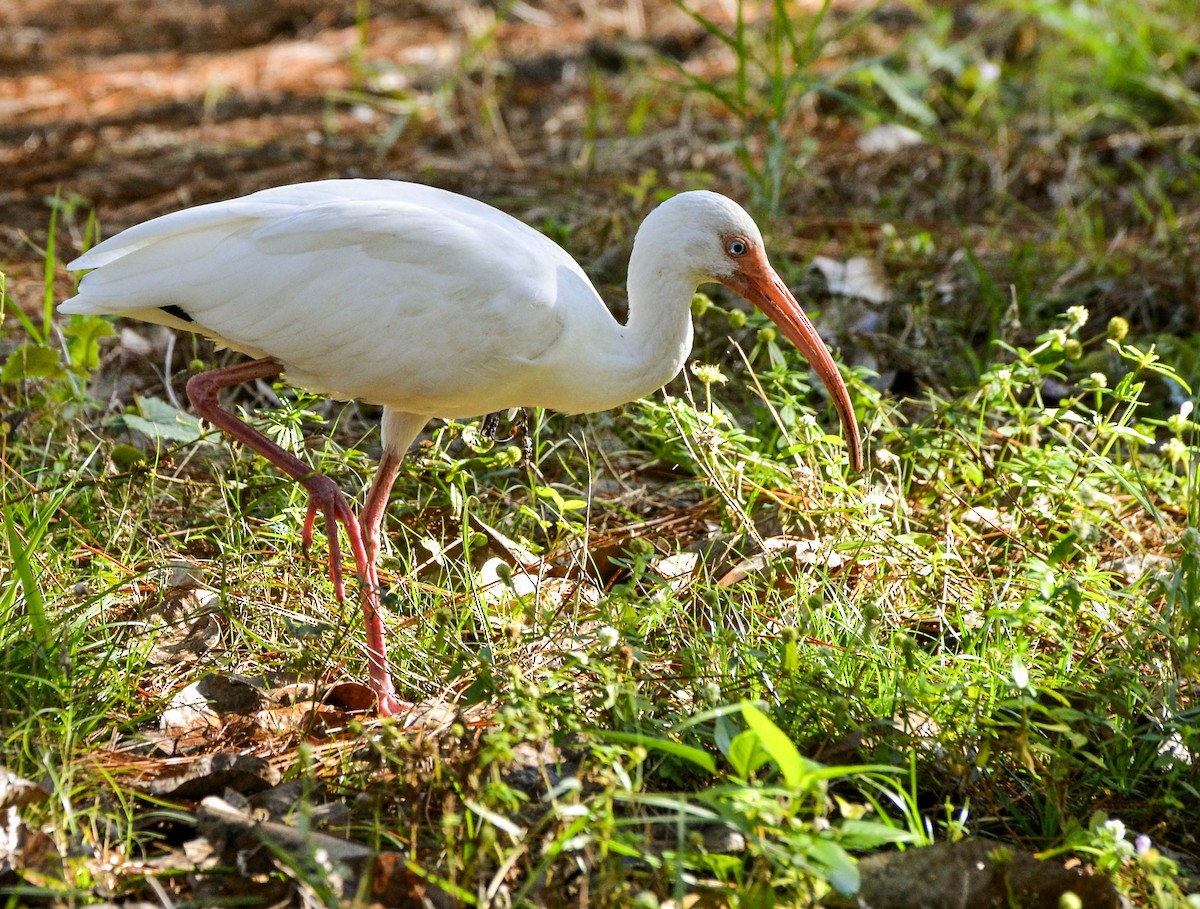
711,712 -> 738,755
2,343 -> 64,382
742,702 -> 816,789
3,505 -> 49,643
109,444 -> 148,470
594,731 -> 717,774
63,316 -> 116,372
865,64 -> 938,125
726,727 -> 772,779
1047,532 -> 1078,565
837,819 -> 922,850
1011,653 -> 1030,690
807,838 -> 860,894
121,395 -> 205,447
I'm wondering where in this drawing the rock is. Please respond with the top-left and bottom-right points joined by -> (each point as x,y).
823,840 -> 1124,909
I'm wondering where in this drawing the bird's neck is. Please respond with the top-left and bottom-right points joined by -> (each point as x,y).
612,246 -> 698,399
518,235 -> 700,415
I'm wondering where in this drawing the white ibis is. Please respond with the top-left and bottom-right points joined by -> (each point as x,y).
60,179 -> 863,716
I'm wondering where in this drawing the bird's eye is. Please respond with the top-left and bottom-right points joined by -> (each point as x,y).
726,238 -> 749,257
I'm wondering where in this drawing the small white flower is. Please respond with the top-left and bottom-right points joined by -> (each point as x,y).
690,362 -> 728,385
1162,438 -> 1188,464
699,681 -> 722,703
1065,305 -> 1089,331
596,626 -> 620,649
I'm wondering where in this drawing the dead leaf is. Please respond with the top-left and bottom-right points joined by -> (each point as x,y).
146,753 -> 280,800
324,681 -> 378,713
0,767 -> 58,884
158,672 -> 265,750
717,535 -> 842,588
810,255 -> 892,305
141,564 -> 223,666
371,850 -> 456,908
856,123 -> 925,154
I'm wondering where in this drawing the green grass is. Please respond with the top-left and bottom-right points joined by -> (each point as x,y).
3,0 -> 1200,905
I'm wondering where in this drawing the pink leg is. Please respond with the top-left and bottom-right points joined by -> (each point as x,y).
186,359 -> 405,716
358,447 -> 408,716
361,447 -> 404,574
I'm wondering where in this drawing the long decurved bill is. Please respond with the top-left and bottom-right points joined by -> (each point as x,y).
721,251 -> 864,472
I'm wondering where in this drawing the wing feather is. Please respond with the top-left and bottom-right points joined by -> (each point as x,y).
61,181 -> 599,413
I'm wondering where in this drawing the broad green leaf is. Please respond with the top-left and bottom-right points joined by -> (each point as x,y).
64,316 -> 116,371
837,819 -> 922,850
807,838 -> 859,895
726,727 -> 771,779
742,703 -> 817,789
121,395 -> 205,446
1011,654 -> 1030,691
2,344 -> 63,382
1047,532 -> 1078,565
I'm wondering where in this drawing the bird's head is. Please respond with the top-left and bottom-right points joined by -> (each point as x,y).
644,191 -> 864,472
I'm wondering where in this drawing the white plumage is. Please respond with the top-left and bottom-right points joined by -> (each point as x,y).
62,179 -> 862,716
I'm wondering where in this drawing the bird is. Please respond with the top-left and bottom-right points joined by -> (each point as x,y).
60,179 -> 864,717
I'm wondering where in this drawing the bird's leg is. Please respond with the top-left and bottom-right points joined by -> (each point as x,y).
360,447 -> 403,576
357,446 -> 409,717
186,360 -> 413,715
186,359 -> 371,603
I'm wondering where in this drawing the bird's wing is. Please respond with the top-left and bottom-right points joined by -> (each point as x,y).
62,189 -> 603,412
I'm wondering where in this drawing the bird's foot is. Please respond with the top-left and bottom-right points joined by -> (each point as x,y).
296,473 -> 369,603
376,691 -> 415,718
301,500 -> 319,559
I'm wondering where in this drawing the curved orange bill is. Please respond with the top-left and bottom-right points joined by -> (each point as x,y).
720,249 -> 863,472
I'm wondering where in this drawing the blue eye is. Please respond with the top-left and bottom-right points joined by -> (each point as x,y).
727,238 -> 748,257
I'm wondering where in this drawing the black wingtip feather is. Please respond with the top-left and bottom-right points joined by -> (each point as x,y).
160,304 -> 194,323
